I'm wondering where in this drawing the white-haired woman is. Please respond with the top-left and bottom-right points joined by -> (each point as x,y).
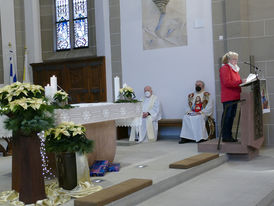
219,51 -> 242,142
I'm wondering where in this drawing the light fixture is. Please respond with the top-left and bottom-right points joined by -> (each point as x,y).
137,165 -> 148,168
92,179 -> 104,183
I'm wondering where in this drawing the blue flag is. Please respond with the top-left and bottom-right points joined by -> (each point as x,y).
9,50 -> 17,84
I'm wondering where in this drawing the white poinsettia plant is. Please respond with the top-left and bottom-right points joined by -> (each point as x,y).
0,82 -> 54,135
8,97 -> 47,111
0,82 -> 45,104
53,90 -> 68,102
119,84 -> 136,100
44,122 -> 93,154
45,122 -> 85,140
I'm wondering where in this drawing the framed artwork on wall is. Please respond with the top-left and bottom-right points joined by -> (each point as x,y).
142,0 -> 187,50
260,79 -> 270,113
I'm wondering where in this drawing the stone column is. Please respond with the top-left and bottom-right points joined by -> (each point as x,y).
95,0 -> 113,102
24,0 -> 43,83
0,0 -> 17,84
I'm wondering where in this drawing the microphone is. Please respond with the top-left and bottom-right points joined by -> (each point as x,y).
244,62 -> 259,71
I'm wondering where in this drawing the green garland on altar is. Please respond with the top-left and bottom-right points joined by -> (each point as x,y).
115,99 -> 140,103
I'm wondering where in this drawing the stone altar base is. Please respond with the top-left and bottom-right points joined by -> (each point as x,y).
54,103 -> 142,167
198,139 -> 259,160
84,120 -> 116,166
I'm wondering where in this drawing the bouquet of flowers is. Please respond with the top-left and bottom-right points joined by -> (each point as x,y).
44,122 -> 93,154
116,84 -> 138,103
53,90 -> 70,108
54,90 -> 68,102
0,82 -> 54,135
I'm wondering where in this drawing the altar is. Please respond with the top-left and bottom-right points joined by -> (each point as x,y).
0,115 -> 12,156
55,102 -> 142,165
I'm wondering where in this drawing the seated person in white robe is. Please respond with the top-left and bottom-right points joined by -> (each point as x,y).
179,80 -> 213,144
130,86 -> 161,142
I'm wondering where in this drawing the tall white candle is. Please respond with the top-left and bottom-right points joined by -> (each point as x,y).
45,84 -> 52,99
50,75 -> 57,95
114,76 -> 120,101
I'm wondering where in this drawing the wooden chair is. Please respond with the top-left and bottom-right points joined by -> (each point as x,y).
206,116 -> 216,139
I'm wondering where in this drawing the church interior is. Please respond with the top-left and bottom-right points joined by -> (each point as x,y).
1,0 -> 274,205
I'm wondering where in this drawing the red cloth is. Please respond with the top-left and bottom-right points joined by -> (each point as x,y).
193,103 -> 203,112
219,64 -> 242,103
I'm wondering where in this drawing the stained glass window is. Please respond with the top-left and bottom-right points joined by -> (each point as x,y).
74,19 -> 88,48
73,0 -> 87,19
55,0 -> 70,50
73,0 -> 88,48
56,0 -> 69,22
56,22 -> 71,50
55,0 -> 88,50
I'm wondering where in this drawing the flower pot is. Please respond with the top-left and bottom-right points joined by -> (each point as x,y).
56,99 -> 68,107
12,131 -> 46,204
124,96 -> 133,101
55,152 -> 77,190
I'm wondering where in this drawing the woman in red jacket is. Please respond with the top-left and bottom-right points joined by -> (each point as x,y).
219,51 -> 242,142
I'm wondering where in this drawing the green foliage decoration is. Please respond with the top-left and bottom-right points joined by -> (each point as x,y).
115,84 -> 140,103
53,90 -> 68,102
0,82 -> 54,135
51,90 -> 73,109
44,122 -> 93,154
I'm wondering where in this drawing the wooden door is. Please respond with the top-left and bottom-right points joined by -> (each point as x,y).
31,57 -> 106,104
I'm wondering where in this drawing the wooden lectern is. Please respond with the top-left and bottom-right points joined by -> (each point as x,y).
198,78 -> 264,159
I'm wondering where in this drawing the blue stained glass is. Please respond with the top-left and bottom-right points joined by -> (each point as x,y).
56,0 -> 69,22
56,22 -> 71,50
73,0 -> 87,19
74,19 -> 88,48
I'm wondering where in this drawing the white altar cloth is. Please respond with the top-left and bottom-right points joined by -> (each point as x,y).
0,115 -> 12,138
55,102 -> 142,125
0,85 -> 11,139
0,115 -> 12,151
1,103 -> 142,136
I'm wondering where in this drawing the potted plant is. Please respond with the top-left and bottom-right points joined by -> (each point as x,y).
116,84 -> 139,103
44,122 -> 93,190
0,82 -> 54,204
53,90 -> 69,107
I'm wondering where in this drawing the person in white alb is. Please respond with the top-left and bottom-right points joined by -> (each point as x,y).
179,80 -> 214,144
130,86 -> 161,142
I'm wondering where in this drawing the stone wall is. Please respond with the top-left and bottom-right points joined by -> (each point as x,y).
39,0 -> 96,61
212,0 -> 274,145
109,0 -> 122,98
14,0 -> 26,82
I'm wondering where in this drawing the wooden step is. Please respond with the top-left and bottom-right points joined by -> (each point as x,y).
74,178 -> 152,206
169,153 -> 219,169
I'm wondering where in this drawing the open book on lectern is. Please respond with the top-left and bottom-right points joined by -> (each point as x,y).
239,73 -> 257,87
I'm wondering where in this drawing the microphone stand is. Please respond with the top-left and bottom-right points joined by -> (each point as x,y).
57,84 -> 65,92
57,85 -> 72,103
244,62 -> 260,77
